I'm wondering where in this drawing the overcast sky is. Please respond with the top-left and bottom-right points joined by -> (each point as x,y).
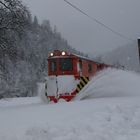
23,0 -> 140,56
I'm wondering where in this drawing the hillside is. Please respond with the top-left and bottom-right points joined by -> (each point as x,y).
0,0 -> 81,98
0,69 -> 140,140
102,42 -> 140,71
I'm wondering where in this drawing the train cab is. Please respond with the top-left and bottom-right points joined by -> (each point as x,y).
48,50 -> 79,77
45,50 -> 109,102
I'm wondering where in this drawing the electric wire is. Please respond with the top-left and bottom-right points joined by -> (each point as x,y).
64,0 -> 135,42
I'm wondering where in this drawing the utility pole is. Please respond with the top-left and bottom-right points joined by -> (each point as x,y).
138,38 -> 140,65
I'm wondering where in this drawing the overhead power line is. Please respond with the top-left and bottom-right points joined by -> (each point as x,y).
64,0 -> 135,42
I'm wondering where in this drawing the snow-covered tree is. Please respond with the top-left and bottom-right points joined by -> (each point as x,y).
0,0 -> 82,99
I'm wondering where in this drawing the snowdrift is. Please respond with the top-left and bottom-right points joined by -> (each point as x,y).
1,69 -> 140,140
75,68 -> 140,100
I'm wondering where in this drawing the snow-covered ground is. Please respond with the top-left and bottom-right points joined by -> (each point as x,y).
1,68 -> 140,140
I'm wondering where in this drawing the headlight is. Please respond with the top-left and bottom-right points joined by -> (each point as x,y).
50,53 -> 54,56
62,51 -> 66,56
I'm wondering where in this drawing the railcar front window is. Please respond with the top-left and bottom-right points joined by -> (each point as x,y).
50,59 -> 57,72
60,58 -> 73,71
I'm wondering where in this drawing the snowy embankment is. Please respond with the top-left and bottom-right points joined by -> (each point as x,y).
75,68 -> 140,100
0,69 -> 140,140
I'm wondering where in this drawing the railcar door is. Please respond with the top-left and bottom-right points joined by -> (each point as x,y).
46,76 -> 58,97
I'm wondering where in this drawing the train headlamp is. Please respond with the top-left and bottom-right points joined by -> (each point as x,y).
50,53 -> 54,56
62,51 -> 66,56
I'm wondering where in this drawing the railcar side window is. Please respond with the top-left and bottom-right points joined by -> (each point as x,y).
79,60 -> 82,70
60,58 -> 73,71
88,64 -> 92,73
50,59 -> 57,72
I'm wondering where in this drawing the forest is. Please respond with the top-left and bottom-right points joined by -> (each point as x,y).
0,0 -> 82,98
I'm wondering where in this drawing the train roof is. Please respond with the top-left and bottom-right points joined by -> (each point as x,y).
48,50 -> 105,65
73,53 -> 97,62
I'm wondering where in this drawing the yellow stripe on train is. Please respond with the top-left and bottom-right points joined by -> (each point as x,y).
76,76 -> 89,93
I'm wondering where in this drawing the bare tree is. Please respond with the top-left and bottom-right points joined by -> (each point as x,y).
0,0 -> 30,51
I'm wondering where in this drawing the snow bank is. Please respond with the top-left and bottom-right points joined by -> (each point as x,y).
0,97 -> 42,107
75,68 -> 140,100
1,97 -> 140,140
0,69 -> 140,140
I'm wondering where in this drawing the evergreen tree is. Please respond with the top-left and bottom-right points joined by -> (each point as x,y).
0,0 -> 81,98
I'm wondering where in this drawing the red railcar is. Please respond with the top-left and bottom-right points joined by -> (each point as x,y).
45,50 -> 108,102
